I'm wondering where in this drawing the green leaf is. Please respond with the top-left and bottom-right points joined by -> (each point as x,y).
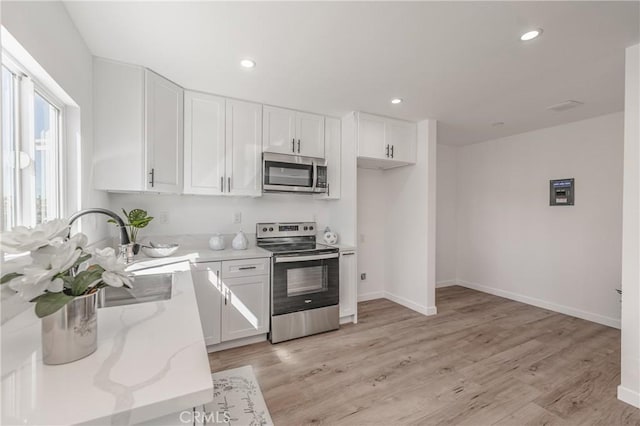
72,254 -> 92,269
106,218 -> 117,225
68,268 -> 104,296
33,292 -> 75,318
1,272 -> 22,284
128,208 -> 148,222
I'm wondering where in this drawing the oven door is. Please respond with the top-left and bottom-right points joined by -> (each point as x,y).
263,154 -> 316,193
272,252 -> 339,315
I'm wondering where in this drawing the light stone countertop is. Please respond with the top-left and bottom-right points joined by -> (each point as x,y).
1,262 -> 213,425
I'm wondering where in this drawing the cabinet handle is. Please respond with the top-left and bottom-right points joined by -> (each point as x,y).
327,183 -> 330,197
342,252 -> 355,256
224,290 -> 227,305
238,266 -> 257,270
297,139 -> 301,153
385,145 -> 389,158
292,138 -> 295,153
149,168 -> 155,187
228,177 -> 231,193
391,145 -> 394,158
220,176 -> 224,192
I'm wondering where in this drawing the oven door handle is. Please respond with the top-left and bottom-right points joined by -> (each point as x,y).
275,252 -> 339,263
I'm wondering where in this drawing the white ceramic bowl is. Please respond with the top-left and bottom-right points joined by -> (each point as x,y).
141,243 -> 179,258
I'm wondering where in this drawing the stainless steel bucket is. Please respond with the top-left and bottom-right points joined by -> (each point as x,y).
41,292 -> 98,365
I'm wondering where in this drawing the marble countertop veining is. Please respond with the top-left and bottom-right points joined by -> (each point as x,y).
1,262 -> 213,425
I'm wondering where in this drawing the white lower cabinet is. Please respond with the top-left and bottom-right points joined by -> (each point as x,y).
191,262 -> 222,346
220,275 -> 270,341
191,258 -> 270,349
339,251 -> 357,319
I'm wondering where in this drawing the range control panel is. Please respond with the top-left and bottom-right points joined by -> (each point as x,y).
256,222 -> 317,238
550,178 -> 575,206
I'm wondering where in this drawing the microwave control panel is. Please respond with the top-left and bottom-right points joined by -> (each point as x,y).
550,178 -> 575,206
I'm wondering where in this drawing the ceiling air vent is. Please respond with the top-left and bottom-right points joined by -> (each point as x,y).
546,100 -> 584,112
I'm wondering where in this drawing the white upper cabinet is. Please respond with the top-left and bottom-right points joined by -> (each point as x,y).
263,106 -> 325,158
93,58 -> 183,193
315,117 -> 341,200
184,92 -> 262,197
183,91 -> 225,195
295,111 -> 325,158
357,113 -> 387,160
356,112 -> 417,169
225,99 -> 263,197
262,106 -> 296,155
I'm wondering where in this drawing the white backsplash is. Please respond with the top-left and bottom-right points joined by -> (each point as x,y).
108,192 -> 334,239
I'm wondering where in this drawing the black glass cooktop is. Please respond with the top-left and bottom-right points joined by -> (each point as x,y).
257,242 -> 337,254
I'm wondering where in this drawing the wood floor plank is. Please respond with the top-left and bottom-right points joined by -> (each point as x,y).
209,286 -> 637,425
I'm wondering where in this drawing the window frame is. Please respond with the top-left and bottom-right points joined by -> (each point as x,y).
2,51 -> 66,231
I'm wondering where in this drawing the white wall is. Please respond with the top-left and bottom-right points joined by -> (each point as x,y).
108,192 -> 334,239
356,168 -> 386,300
436,144 -> 458,286
456,112 -> 624,328
619,43 -> 640,408
2,1 -> 108,242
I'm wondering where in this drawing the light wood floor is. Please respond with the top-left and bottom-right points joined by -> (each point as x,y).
209,286 -> 639,425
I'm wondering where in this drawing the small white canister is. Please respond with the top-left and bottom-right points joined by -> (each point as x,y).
232,231 -> 248,250
209,234 -> 226,251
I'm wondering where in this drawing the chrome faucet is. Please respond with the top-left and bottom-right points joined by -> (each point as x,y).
68,208 -> 134,263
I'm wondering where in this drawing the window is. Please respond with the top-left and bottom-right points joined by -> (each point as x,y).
2,59 -> 62,231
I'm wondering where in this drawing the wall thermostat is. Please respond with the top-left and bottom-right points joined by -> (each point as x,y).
550,178 -> 575,206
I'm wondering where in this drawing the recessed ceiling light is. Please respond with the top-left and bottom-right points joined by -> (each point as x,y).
520,29 -> 543,41
491,122 -> 505,127
240,59 -> 256,69
391,98 -> 403,104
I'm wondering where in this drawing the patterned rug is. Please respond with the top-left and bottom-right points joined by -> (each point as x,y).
206,365 -> 274,426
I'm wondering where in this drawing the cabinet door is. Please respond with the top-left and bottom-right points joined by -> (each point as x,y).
93,58 -> 145,191
357,113 -> 387,160
339,251 -> 357,318
191,262 -> 222,346
221,275 -> 269,341
263,105 -> 296,155
183,91 -> 225,195
316,117 -> 341,200
296,112 -> 325,158
226,99 -> 263,196
145,70 -> 184,193
386,119 -> 417,164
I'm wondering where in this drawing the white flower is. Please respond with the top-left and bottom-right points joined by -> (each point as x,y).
7,240 -> 81,301
101,270 -> 132,288
0,219 -> 70,254
90,247 -> 126,273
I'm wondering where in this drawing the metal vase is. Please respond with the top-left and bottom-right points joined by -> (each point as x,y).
41,292 -> 98,365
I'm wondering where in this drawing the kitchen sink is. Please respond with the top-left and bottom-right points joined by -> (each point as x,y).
99,273 -> 173,308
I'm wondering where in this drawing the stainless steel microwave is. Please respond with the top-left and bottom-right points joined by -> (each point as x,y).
263,153 -> 328,194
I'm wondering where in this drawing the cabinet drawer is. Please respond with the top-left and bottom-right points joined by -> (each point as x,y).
221,258 -> 270,278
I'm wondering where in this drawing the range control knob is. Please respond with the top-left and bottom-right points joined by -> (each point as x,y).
309,226 -> 314,231
262,227 -> 268,232
269,227 -> 274,232
303,226 -> 308,231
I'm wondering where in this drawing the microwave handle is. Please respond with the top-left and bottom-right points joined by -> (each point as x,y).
312,162 -> 318,191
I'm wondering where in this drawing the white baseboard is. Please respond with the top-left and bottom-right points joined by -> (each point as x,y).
383,291 -> 437,316
358,291 -> 385,302
457,279 -> 621,329
618,385 -> 640,408
436,280 -> 457,288
207,334 -> 267,353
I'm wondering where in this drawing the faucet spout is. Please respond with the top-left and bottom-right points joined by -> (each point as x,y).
69,208 -> 131,245
68,208 -> 133,263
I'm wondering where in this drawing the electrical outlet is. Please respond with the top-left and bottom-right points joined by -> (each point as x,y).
233,212 -> 242,224
159,211 -> 169,224
361,273 -> 367,280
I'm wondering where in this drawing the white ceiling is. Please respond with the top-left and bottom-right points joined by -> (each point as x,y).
63,1 -> 639,146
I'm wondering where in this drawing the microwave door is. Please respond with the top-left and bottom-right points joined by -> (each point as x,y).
264,161 -> 314,192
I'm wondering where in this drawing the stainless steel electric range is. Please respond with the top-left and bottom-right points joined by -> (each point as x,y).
256,222 -> 340,343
